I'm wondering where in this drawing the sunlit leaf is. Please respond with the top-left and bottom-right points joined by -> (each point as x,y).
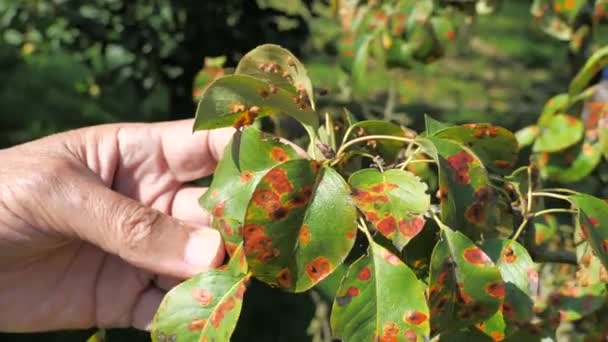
349,168 -> 430,250
243,161 -> 357,292
514,125 -> 540,148
428,227 -> 504,335
569,45 -> 608,99
570,193 -> 608,270
331,241 -> 430,341
532,114 -> 583,152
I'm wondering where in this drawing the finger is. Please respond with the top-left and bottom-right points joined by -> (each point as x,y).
171,186 -> 212,226
131,287 -> 164,331
60,175 -> 225,278
158,120 -> 234,182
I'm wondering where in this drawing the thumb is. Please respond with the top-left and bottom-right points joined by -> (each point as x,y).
64,179 -> 225,278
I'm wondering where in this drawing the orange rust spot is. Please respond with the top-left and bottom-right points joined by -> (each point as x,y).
358,267 -> 371,281
346,228 -> 356,240
210,297 -> 236,328
404,329 -> 418,341
503,245 -> 516,263
486,282 -> 506,298
565,115 -> 579,126
446,30 -> 456,41
377,216 -> 397,236
437,270 -> 449,285
193,289 -> 213,306
465,202 -> 485,224
212,201 -> 225,217
270,147 -> 290,162
225,241 -> 238,256
229,103 -> 246,113
463,247 -> 492,265
188,319 -> 207,331
235,281 -> 247,300
588,216 -> 600,226
256,248 -> 280,263
277,268 -> 292,288
299,224 -> 311,244
490,331 -> 505,341
494,160 -> 512,168
398,216 -> 425,238
446,151 -> 474,184
240,171 -> 254,184
306,256 -> 332,282
210,191 -> 219,199
564,0 -> 575,10
403,311 -> 428,325
288,186 -> 312,208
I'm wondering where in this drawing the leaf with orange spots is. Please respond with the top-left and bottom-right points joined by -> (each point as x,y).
200,127 -> 299,255
475,240 -> 537,339
193,73 -> 318,135
538,282 -> 606,323
349,168 -> 430,250
434,124 -> 518,174
515,125 -> 540,148
539,141 -> 601,183
570,193 -> 608,270
243,161 -> 357,292
428,227 -> 504,335
151,246 -> 250,342
532,114 -> 583,153
418,137 -> 501,240
331,241 -> 430,341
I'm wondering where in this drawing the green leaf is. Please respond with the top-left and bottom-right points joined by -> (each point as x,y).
151,247 -> 249,342
349,168 -> 430,250
434,123 -> 519,174
331,241 -> 430,341
539,141 -> 602,183
200,127 -> 299,255
476,240 -> 538,339
514,125 -> 540,148
569,45 -> 608,99
570,193 -> 608,270
418,137 -> 499,239
428,227 -> 504,335
532,114 -> 583,152
243,161 -> 357,292
425,114 -> 452,136
345,120 -> 408,163
537,93 -> 569,125
352,34 -> 374,91
234,44 -> 315,110
193,74 -> 318,134
542,282 -> 606,322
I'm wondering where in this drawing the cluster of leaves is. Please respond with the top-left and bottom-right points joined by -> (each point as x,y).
516,46 -> 608,185
150,44 -> 608,341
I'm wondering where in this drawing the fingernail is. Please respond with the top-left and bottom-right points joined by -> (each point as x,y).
185,228 -> 224,270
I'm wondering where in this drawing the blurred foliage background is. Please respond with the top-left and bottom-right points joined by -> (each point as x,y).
1,0 -> 607,341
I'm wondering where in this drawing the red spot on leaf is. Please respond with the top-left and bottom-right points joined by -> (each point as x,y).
603,240 -> 608,253
265,168 -> 294,194
346,287 -> 360,297
240,171 -> 254,184
398,216 -> 425,238
588,216 -> 600,226
494,160 -> 512,169
463,247 -> 492,265
446,151 -> 474,184
377,216 -> 397,236
256,248 -> 280,263
486,282 -> 506,298
465,202 -> 485,224
287,186 -> 312,208
188,319 -> 207,331
490,331 -> 505,341
299,224 -> 311,244
565,115 -> 578,126
277,268 -> 292,289
471,124 -> 499,139
193,289 -> 213,306
445,30 -> 456,41
306,256 -> 332,282
225,241 -> 238,256
404,311 -> 428,326
404,329 -> 418,341
358,267 -> 372,281
346,229 -> 356,240
235,281 -> 247,300
380,248 -> 401,265
212,201 -> 225,217
232,111 -> 257,129
210,191 -> 219,199
503,245 -> 516,263
252,189 -> 281,209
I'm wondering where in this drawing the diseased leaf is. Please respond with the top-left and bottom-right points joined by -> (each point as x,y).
200,127 -> 299,255
331,241 -> 430,341
151,247 -> 249,342
235,44 -> 315,111
537,93 -> 569,125
193,74 -> 318,135
541,282 -> 606,323
476,240 -> 538,339
532,114 -> 584,153
570,193 -> 608,270
515,125 -> 540,148
539,141 -> 602,183
243,161 -> 357,292
425,114 -> 452,136
434,123 -> 519,174
349,168 -> 430,250
428,227 -> 504,335
418,137 -> 499,239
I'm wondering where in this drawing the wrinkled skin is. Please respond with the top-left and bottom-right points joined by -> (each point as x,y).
0,120 -> 232,332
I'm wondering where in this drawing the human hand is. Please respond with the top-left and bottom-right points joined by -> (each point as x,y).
0,120 -> 232,332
